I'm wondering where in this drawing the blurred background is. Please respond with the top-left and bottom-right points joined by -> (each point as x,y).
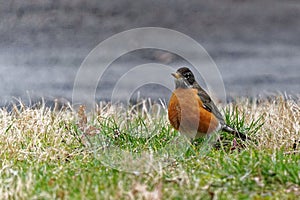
1,0 -> 300,106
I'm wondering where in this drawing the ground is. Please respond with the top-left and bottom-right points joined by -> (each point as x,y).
0,96 -> 299,199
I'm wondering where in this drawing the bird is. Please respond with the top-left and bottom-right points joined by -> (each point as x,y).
168,67 -> 247,140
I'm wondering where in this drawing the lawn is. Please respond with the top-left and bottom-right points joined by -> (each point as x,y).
0,96 -> 299,199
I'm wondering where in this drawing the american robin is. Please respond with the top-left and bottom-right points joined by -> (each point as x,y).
168,67 -> 247,140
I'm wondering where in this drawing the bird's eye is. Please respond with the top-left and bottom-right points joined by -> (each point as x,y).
184,72 -> 191,79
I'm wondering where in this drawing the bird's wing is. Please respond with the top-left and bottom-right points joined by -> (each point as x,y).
195,84 -> 225,124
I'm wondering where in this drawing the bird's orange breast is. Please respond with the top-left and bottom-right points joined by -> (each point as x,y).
168,88 -> 220,138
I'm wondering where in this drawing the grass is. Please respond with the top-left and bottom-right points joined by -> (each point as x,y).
0,96 -> 299,199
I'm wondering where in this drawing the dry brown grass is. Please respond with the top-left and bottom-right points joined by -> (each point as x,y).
0,96 -> 299,163
0,103 -> 79,163
225,96 -> 300,150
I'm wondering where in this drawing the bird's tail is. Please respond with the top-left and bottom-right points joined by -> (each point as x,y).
222,125 -> 248,141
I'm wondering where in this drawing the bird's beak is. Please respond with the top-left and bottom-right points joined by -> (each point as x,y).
171,72 -> 181,79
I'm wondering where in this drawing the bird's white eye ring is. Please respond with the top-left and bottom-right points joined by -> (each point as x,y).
185,73 -> 191,79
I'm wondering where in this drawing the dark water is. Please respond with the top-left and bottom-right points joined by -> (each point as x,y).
1,0 -> 300,106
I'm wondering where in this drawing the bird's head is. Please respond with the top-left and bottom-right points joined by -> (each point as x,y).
171,67 -> 196,88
